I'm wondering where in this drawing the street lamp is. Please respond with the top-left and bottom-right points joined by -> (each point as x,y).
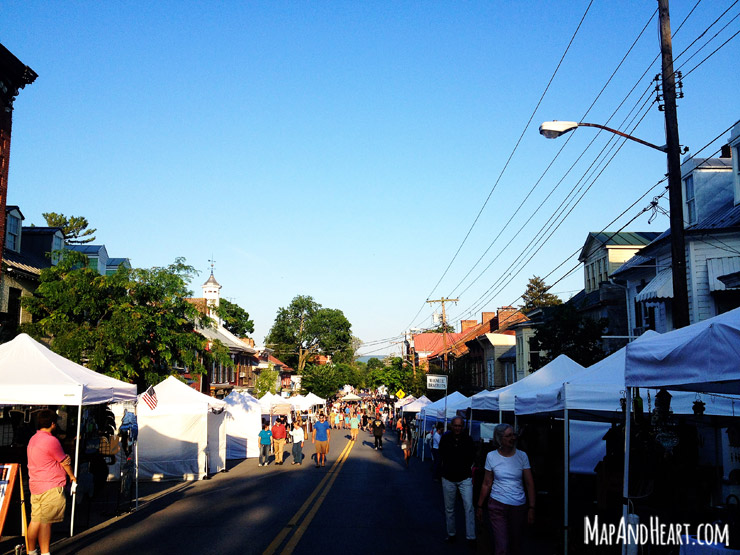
538,118 -> 690,331
539,121 -> 667,152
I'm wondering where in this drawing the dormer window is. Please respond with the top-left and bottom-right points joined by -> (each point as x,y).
684,175 -> 696,225
5,214 -> 20,252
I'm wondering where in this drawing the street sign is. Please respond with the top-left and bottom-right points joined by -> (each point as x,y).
396,389 -> 406,399
427,374 -> 447,390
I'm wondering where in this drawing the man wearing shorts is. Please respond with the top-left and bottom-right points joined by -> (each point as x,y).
349,413 -> 360,441
312,413 -> 331,467
27,409 -> 76,555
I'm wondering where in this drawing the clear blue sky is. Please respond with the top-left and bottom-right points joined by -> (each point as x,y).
3,1 -> 738,356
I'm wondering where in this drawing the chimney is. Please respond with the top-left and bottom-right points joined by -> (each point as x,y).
482,312 -> 496,323
497,306 -> 518,330
721,144 -> 732,158
460,320 -> 478,333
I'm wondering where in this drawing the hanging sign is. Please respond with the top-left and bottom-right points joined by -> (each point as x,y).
427,375 -> 448,390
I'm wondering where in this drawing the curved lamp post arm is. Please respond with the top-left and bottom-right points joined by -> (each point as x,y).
539,120 -> 667,153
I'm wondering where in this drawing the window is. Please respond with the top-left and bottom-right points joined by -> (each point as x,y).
685,175 -> 696,225
5,215 -> 20,251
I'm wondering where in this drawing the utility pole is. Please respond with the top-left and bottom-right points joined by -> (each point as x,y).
658,0 -> 690,329
427,297 -> 459,371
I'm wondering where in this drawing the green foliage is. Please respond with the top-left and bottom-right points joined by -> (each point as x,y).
42,212 -> 97,244
300,364 -> 343,399
254,365 -> 279,397
522,276 -> 563,311
427,323 -> 455,333
367,357 -> 411,393
265,295 -> 353,372
21,254 -> 232,391
214,298 -> 254,337
529,303 -> 607,370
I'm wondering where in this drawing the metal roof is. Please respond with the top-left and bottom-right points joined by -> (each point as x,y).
635,268 -> 673,302
67,244 -> 104,254
586,231 -> 661,247
611,254 -> 657,277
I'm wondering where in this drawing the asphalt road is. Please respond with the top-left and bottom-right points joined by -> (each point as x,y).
47,428 -> 554,555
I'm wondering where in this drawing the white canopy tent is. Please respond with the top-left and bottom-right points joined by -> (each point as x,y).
438,394 -> 471,420
621,307 -> 740,554
224,391 -> 262,459
137,376 -> 226,481
401,395 -> 431,414
286,395 -> 314,412
419,391 -> 468,422
0,333 -> 137,536
394,395 -> 416,409
471,355 -> 584,413
304,392 -> 326,408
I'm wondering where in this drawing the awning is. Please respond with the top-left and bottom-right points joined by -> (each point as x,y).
636,268 -> 673,302
708,256 -> 740,292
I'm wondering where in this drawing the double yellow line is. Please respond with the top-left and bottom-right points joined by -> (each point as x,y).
263,439 -> 355,555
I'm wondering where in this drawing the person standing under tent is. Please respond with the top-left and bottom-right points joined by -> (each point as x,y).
439,416 -> 476,545
272,417 -> 287,465
258,423 -> 272,467
312,413 -> 331,468
290,421 -> 305,465
476,423 -> 535,555
26,410 -> 77,555
371,415 -> 385,450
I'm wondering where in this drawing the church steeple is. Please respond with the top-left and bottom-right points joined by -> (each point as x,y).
202,259 -> 221,322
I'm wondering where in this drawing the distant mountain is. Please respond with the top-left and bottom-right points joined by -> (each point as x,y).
356,355 -> 386,364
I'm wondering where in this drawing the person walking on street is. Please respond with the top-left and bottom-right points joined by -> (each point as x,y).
371,416 -> 385,450
400,421 -> 412,467
258,423 -> 272,466
26,409 -> 77,555
349,413 -> 360,441
439,416 -> 476,545
272,417 -> 287,465
476,424 -> 535,555
432,423 -> 443,481
290,421 -> 305,465
312,413 -> 331,467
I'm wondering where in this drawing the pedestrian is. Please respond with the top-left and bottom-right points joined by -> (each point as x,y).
371,415 -> 385,450
432,423 -> 443,481
272,417 -> 287,465
312,413 -> 331,468
334,412 -> 342,430
476,424 -> 535,555
349,412 -> 360,442
439,416 -> 476,545
400,422 -> 412,467
361,412 -> 368,431
290,421 -> 305,465
258,423 -> 272,466
26,409 -> 77,555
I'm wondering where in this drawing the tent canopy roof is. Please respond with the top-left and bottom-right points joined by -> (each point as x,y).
0,333 -> 137,406
141,376 -> 225,414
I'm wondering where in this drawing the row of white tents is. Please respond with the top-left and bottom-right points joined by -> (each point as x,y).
0,333 -> 326,536
397,307 -> 740,553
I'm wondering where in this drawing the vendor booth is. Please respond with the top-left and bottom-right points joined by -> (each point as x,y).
224,391 -> 261,459
0,333 -> 137,536
137,376 -> 226,481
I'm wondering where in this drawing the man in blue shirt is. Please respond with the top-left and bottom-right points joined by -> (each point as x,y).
312,413 -> 331,467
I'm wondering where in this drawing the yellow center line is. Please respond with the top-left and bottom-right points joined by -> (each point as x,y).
281,438 -> 355,554
262,439 -> 354,555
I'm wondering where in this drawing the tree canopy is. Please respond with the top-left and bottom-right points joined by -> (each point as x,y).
21,253 -> 232,391
214,298 -> 254,337
522,276 -> 563,311
42,212 -> 97,244
253,365 -> 279,397
529,303 -> 606,370
265,295 -> 353,372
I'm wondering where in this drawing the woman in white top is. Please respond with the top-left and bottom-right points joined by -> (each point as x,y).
475,424 -> 535,555
290,421 -> 305,465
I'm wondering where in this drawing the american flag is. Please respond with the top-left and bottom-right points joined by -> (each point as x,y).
141,386 -> 158,410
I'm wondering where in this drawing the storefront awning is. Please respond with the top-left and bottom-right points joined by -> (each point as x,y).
636,268 -> 673,302
708,256 -> 740,292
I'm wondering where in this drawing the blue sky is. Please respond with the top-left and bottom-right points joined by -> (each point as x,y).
3,1 -> 739,356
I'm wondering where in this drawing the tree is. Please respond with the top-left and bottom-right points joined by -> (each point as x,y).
22,253 -> 232,391
253,365 -> 279,397
522,276 -> 563,311
300,364 -> 343,399
265,295 -> 353,372
529,303 -> 606,370
427,323 -> 455,333
214,298 -> 254,337
42,212 -> 97,244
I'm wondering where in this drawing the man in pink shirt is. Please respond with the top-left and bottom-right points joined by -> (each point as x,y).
26,410 -> 76,555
